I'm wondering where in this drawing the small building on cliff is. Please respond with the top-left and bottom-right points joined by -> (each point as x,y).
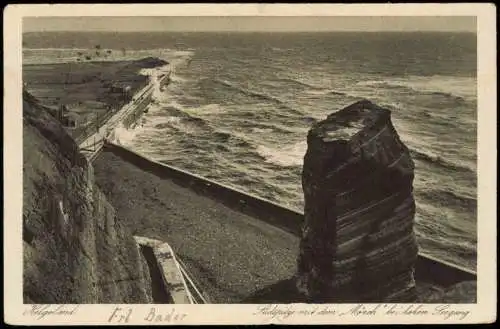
109,82 -> 133,102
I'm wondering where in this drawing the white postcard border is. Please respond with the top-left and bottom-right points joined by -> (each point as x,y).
4,3 -> 497,325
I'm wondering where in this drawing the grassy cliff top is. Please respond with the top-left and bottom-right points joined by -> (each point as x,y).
23,57 -> 167,109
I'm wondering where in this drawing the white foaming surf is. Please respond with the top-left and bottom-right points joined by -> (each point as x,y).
109,123 -> 139,145
256,141 -> 307,167
108,49 -> 194,151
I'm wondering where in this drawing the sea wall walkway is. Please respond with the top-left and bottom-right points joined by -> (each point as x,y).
78,78 -> 159,161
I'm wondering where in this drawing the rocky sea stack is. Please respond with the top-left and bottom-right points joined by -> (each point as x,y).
297,99 -> 419,302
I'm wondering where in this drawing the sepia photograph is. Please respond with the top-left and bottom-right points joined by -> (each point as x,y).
4,3 -> 497,325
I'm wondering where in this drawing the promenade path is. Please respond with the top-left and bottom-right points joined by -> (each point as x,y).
79,82 -> 155,160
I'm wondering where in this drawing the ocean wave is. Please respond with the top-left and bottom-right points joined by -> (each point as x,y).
237,120 -> 300,135
152,116 -> 182,130
144,104 -> 212,136
213,78 -> 303,115
148,102 -> 262,153
270,47 -> 294,52
213,131 -> 232,143
176,114 -> 208,129
415,202 -> 477,258
303,89 -> 347,97
417,110 -> 468,128
417,189 -> 477,214
183,103 -> 228,115
415,228 -> 476,270
274,77 -> 358,99
356,76 -> 476,101
410,149 -> 475,173
256,141 -> 307,167
359,81 -> 468,103
328,90 -> 348,96
303,89 -> 330,96
109,124 -> 138,145
169,74 -> 189,83
251,127 -> 274,134
275,77 -> 330,91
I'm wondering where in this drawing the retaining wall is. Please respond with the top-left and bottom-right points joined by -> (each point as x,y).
103,142 -> 305,237
122,87 -> 154,129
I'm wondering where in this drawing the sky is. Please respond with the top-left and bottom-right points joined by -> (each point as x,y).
23,16 -> 477,33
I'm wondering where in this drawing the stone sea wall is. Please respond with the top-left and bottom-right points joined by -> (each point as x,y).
121,86 -> 154,129
296,100 -> 419,302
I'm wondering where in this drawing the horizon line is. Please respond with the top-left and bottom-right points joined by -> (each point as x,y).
23,30 -> 477,33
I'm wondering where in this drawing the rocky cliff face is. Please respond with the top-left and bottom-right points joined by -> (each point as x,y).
296,99 -> 419,302
23,90 -> 153,303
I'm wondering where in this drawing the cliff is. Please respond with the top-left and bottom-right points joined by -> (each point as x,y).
22,90 -> 153,303
297,99 -> 419,302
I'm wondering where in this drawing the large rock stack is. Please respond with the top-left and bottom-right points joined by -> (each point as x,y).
296,99 -> 419,302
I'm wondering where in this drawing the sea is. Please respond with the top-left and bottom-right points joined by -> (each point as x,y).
23,31 -> 477,271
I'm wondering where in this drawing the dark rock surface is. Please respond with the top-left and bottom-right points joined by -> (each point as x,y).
133,57 -> 169,68
22,90 -> 152,303
419,281 -> 477,303
297,99 -> 419,302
